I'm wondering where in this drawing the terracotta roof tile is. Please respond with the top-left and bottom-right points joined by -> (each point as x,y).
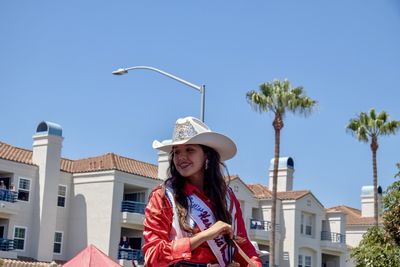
60,158 -> 74,173
248,184 -> 272,198
113,154 -> 159,179
248,183 -> 311,200
2,259 -> 61,266
278,190 -> 310,200
0,141 -> 160,180
0,141 -> 33,165
63,153 -> 160,179
225,174 -> 239,181
326,205 -> 381,226
71,153 -> 116,173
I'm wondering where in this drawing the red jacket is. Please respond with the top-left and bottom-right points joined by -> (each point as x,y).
143,182 -> 262,267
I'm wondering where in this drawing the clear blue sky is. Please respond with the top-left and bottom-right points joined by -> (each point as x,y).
1,1 -> 399,209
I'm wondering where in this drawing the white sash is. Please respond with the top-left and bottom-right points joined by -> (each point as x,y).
165,187 -> 195,240
165,185 -> 237,267
188,194 -> 230,266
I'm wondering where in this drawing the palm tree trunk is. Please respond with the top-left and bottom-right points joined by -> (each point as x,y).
271,114 -> 283,267
370,137 -> 379,226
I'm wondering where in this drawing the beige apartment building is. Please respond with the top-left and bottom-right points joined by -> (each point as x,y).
0,121 -> 380,267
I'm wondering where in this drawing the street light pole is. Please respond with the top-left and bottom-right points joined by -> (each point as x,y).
112,66 -> 205,122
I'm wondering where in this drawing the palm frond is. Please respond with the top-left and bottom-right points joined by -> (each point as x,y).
357,126 -> 369,142
346,109 -> 399,142
369,108 -> 377,121
381,120 -> 400,136
346,118 -> 369,142
246,91 -> 269,113
377,111 -> 388,122
246,79 -> 316,119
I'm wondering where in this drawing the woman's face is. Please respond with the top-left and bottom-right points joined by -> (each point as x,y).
172,144 -> 207,180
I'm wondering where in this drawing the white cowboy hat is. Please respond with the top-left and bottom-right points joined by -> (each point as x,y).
152,117 -> 237,161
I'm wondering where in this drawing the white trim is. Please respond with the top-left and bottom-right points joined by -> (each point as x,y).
13,225 -> 27,252
53,231 -> 63,255
73,170 -> 116,179
57,184 -> 67,208
17,177 -> 31,203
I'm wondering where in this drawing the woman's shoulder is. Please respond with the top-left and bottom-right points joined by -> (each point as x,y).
147,182 -> 174,209
149,178 -> 174,196
149,184 -> 167,199
145,185 -> 173,221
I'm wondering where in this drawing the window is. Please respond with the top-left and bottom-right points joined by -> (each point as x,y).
300,214 -> 304,234
124,192 -> 145,202
306,215 -> 313,236
18,178 -> 31,202
53,232 -> 63,254
300,212 -> 314,237
14,227 -> 26,250
298,255 -> 303,267
57,185 -> 67,207
305,256 -> 311,267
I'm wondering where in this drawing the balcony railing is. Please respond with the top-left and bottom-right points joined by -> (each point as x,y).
0,189 -> 17,203
321,231 -> 346,244
121,200 -> 146,214
118,248 -> 144,264
250,219 -> 280,232
0,238 -> 16,251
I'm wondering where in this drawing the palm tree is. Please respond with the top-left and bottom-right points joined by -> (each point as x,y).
346,109 -> 400,226
246,79 -> 316,267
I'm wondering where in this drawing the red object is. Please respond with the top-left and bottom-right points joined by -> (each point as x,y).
143,183 -> 262,267
63,244 -> 121,267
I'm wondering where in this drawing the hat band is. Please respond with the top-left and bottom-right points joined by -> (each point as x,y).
173,121 -> 198,142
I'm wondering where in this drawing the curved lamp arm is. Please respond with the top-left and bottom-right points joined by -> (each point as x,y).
112,66 -> 205,122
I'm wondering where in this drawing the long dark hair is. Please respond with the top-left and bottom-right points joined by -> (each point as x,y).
165,145 -> 232,233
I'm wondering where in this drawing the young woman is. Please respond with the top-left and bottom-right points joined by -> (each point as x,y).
143,117 -> 262,267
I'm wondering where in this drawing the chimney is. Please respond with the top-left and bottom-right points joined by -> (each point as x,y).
157,150 -> 169,180
269,157 -> 294,192
156,139 -> 172,180
361,185 -> 382,217
32,121 -> 63,261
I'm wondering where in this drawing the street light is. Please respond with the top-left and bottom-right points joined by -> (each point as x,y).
112,66 -> 205,122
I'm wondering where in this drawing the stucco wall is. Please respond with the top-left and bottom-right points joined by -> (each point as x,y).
0,159 -> 38,258
67,171 -> 116,259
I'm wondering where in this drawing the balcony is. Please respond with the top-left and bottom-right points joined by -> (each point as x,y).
0,238 -> 17,259
0,238 -> 15,251
121,201 -> 146,214
250,219 -> 280,231
118,248 -> 144,264
0,190 -> 20,216
121,201 -> 146,229
248,219 -> 280,242
320,231 -> 347,252
0,189 -> 17,203
321,231 -> 346,243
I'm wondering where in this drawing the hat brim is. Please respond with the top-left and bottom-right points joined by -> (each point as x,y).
153,132 -> 237,161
